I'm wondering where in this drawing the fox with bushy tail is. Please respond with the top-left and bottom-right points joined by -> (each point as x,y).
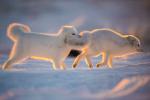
2,23 -> 87,70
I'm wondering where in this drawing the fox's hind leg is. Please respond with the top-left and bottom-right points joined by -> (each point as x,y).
2,43 -> 27,70
96,52 -> 112,68
107,55 -> 113,68
96,52 -> 107,67
2,56 -> 26,70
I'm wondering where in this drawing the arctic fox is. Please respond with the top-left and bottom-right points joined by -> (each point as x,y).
73,28 -> 142,68
2,23 -> 87,70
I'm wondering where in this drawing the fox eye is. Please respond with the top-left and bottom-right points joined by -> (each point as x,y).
137,43 -> 140,47
72,33 -> 76,35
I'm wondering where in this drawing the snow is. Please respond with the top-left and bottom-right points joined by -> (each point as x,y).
0,53 -> 150,100
0,1 -> 150,99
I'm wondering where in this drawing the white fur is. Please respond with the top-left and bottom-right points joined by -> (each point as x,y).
2,23 -> 86,70
73,28 -> 141,68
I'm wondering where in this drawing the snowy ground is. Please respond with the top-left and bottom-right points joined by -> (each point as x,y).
0,53 -> 150,100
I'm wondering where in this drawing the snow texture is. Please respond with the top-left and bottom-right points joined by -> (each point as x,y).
0,53 -> 150,100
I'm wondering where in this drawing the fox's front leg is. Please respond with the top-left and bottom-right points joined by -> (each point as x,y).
72,51 -> 86,68
96,52 -> 113,68
84,55 -> 93,69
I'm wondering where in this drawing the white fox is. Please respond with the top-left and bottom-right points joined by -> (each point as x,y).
2,23 -> 87,70
73,28 -> 142,68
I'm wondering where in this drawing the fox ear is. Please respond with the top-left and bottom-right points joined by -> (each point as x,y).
60,26 -> 65,31
127,36 -> 136,46
61,26 -> 65,29
60,26 -> 69,33
59,26 -> 67,34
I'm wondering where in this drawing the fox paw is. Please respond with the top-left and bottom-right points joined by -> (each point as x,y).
72,63 -> 77,69
1,65 -> 11,70
96,63 -> 106,68
88,64 -> 93,69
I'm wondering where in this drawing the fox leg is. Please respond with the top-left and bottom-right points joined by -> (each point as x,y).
72,51 -> 86,68
96,52 -> 112,68
51,58 -> 66,70
96,52 -> 106,67
52,60 -> 60,70
2,44 -> 27,70
107,55 -> 113,68
84,55 -> 93,69
2,55 -> 26,70
60,62 -> 66,70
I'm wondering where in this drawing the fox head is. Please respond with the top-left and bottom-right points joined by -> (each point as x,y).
59,26 -> 88,49
126,35 -> 143,52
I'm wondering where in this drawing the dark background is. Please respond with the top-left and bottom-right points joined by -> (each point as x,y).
0,0 -> 150,56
